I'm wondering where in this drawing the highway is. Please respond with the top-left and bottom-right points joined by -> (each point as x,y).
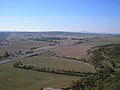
0,46 -> 57,64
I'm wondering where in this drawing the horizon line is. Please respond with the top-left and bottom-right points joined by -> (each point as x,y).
0,30 -> 120,35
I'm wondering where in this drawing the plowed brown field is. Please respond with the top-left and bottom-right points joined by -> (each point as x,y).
55,45 -> 92,59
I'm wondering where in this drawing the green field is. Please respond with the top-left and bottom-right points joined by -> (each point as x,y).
38,51 -> 57,57
19,57 -> 95,72
0,56 -> 95,90
0,53 -> 4,57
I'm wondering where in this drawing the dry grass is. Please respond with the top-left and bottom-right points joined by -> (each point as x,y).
35,46 -> 57,51
54,45 -> 92,59
58,40 -> 78,46
0,41 -> 49,53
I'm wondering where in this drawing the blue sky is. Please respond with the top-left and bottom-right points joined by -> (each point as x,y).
0,0 -> 120,33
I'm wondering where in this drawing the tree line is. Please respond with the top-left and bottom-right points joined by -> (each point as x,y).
13,61 -> 94,77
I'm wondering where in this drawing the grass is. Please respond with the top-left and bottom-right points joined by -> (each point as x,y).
38,51 -> 56,57
0,53 -> 4,57
0,41 -> 49,53
81,36 -> 120,46
21,57 -> 95,72
0,57 -> 95,90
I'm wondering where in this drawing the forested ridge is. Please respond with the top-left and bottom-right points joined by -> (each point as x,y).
65,44 -> 120,90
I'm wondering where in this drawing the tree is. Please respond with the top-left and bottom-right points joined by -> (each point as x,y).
39,88 -> 43,90
18,61 -> 23,66
69,79 -> 85,90
4,51 -> 9,57
0,56 -> 2,60
19,50 -> 22,54
13,62 -> 20,68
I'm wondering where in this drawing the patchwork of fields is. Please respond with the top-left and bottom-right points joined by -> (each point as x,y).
0,41 -> 49,53
0,32 -> 120,89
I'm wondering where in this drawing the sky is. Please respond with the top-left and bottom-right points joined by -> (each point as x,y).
0,0 -> 120,33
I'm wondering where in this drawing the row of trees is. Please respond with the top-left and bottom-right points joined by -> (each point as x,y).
0,50 -> 26,60
13,61 -> 94,77
62,56 -> 89,63
28,37 -> 67,42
